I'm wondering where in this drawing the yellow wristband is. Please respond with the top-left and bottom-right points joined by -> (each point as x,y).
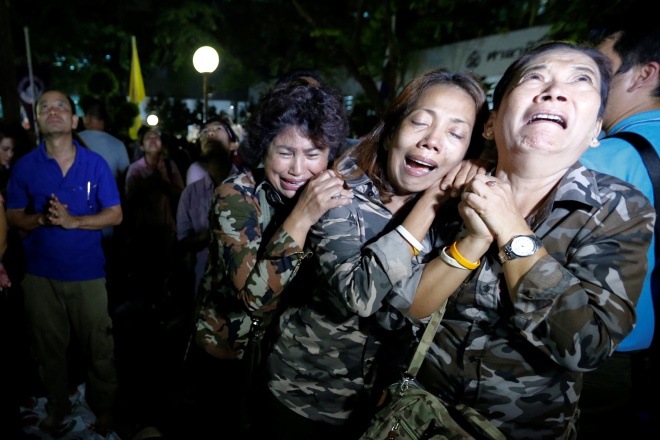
449,242 -> 480,270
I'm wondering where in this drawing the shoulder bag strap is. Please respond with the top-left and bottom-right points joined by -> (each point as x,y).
405,302 -> 447,378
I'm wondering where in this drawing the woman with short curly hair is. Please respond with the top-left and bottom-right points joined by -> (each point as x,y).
188,78 -> 353,436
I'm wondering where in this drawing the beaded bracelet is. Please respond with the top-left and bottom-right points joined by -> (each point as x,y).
395,225 -> 424,256
440,246 -> 470,270
449,242 -> 480,270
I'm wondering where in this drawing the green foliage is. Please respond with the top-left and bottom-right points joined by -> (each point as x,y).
6,0 -> 645,133
85,68 -> 119,98
542,0 -> 633,41
151,3 -> 225,73
145,93 -> 194,138
113,101 -> 140,141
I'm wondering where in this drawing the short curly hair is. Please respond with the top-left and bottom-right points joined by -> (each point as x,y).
244,79 -> 349,165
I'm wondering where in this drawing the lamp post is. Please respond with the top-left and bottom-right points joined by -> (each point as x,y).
193,46 -> 220,124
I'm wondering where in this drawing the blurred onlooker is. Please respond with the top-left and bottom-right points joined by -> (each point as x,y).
125,129 -> 184,232
0,122 -> 31,198
120,128 -> 184,313
78,98 -> 130,185
0,128 -> 16,197
186,117 -> 239,186
0,130 -> 15,173
128,125 -> 151,163
78,99 -> 131,257
176,139 -> 235,303
219,110 -> 245,143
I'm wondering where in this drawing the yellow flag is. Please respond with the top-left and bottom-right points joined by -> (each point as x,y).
129,36 -> 146,140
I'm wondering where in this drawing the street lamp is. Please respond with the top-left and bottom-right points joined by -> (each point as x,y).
193,46 -> 220,123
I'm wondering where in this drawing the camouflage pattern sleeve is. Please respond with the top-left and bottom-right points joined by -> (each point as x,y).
309,191 -> 424,319
418,164 -> 655,439
512,169 -> 655,371
213,173 -> 311,313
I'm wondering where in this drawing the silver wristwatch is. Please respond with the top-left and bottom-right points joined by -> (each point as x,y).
497,235 -> 543,264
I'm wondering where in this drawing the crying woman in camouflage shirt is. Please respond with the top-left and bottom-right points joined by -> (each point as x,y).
265,69 -> 490,439
190,78 -> 352,435
409,41 -> 655,439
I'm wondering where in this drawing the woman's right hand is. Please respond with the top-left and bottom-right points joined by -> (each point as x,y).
297,170 -> 353,224
284,170 -> 354,247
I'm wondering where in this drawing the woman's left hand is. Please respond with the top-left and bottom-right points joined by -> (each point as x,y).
440,158 -> 489,197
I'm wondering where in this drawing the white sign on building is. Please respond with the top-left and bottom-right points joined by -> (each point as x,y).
407,25 -> 552,81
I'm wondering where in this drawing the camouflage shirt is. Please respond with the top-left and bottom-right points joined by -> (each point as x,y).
416,163 -> 655,439
196,168 -> 311,359
267,155 -> 425,425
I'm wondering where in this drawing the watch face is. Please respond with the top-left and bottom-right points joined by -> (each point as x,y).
510,236 -> 536,256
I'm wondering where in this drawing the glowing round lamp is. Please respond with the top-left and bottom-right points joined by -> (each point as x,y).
193,46 -> 219,73
147,114 -> 159,126
193,46 -> 220,123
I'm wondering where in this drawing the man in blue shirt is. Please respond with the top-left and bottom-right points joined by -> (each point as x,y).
579,15 -> 660,437
6,90 -> 122,436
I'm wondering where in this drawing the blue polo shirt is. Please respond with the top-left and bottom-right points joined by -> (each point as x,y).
580,110 -> 660,351
6,141 -> 121,281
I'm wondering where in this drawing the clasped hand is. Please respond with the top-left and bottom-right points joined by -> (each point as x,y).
459,174 -> 528,244
43,194 -> 77,229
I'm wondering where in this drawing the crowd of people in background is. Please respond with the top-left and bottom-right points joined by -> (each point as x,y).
0,10 -> 659,440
